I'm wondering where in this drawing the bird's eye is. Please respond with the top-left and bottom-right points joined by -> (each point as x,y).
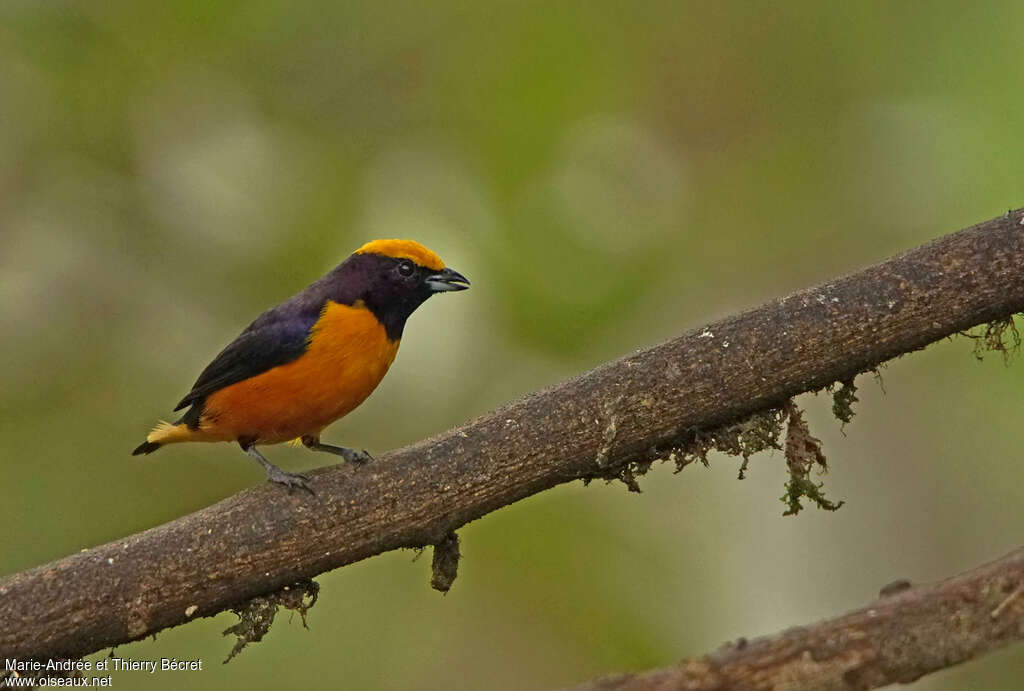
397,260 -> 414,277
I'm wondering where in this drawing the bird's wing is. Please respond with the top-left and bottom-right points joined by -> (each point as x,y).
173,309 -> 320,411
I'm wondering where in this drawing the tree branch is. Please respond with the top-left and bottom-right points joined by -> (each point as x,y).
567,546 -> 1024,691
2,210 -> 1023,663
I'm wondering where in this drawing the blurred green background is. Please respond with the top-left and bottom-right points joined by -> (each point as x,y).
2,2 -> 1022,689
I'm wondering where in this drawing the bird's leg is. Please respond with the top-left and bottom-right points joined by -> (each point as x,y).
238,439 -> 312,493
301,435 -> 373,465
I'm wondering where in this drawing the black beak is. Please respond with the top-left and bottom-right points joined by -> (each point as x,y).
426,267 -> 470,292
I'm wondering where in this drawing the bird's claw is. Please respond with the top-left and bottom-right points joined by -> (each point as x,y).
267,468 -> 314,494
345,449 -> 374,465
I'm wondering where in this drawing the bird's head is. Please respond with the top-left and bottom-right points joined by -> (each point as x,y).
336,239 -> 470,339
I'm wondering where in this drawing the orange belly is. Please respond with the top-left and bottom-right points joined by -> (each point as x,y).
199,301 -> 399,444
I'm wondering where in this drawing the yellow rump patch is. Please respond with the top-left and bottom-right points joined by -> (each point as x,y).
354,239 -> 446,271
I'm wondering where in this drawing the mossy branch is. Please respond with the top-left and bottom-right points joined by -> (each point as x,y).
1,209 -> 1023,668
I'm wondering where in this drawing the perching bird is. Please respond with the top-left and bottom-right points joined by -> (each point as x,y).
132,239 -> 469,490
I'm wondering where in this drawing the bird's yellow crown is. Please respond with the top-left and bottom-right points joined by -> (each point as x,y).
355,239 -> 446,271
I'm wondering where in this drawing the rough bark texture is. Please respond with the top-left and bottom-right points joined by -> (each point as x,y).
567,547 -> 1024,691
1,210 -> 1023,664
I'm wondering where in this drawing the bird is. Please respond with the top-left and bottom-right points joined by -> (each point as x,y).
132,239 -> 469,491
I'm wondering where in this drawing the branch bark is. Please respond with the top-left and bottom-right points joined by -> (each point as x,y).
2,210 -> 1023,663
567,546 -> 1024,691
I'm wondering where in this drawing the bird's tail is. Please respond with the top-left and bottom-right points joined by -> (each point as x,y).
132,440 -> 162,455
132,421 -> 192,456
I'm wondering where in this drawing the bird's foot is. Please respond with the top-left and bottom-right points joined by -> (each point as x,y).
241,441 -> 314,494
266,467 -> 314,494
342,448 -> 374,465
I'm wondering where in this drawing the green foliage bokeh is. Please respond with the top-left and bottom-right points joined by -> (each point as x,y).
2,2 -> 1023,689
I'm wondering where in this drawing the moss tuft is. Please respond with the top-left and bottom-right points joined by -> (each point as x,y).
431,532 -> 461,593
969,315 -> 1022,364
780,401 -> 844,515
222,579 -> 319,663
830,378 -> 858,427
586,402 -> 847,515
677,408 -> 787,479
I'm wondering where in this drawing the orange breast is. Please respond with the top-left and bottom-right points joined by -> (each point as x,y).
200,301 -> 399,444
